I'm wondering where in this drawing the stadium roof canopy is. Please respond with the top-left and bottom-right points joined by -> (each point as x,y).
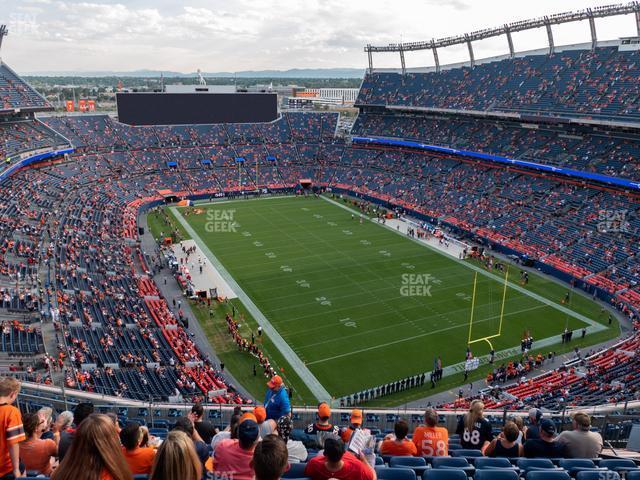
364,2 -> 640,73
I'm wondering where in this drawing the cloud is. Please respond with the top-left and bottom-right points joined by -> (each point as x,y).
2,0 -> 637,73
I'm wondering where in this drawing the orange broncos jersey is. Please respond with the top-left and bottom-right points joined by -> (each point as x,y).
412,425 -> 449,457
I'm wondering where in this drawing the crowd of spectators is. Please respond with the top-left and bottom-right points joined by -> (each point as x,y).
357,46 -> 640,122
0,376 -> 625,480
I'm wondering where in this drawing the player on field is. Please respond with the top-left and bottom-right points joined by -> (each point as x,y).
455,400 -> 493,452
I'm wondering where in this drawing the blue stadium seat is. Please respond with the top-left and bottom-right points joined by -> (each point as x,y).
451,449 -> 484,458
558,459 -> 603,476
389,456 -> 428,474
576,471 -> 620,480
626,471 -> 640,480
283,463 -> 307,478
474,457 -> 518,470
431,457 -> 474,476
376,456 -> 385,465
375,467 -> 417,480
518,458 -> 557,472
599,459 -> 640,473
474,470 -> 519,480
526,472 -> 571,480
422,470 -> 468,480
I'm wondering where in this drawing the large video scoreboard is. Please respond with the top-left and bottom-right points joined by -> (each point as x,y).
116,92 -> 278,126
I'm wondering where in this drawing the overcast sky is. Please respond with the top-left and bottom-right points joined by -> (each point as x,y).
2,0 -> 639,74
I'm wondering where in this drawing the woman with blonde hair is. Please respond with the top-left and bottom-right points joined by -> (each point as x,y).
455,399 -> 494,452
52,414 -> 132,480
150,430 -> 202,480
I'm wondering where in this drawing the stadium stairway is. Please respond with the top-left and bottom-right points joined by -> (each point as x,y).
135,213 -> 253,401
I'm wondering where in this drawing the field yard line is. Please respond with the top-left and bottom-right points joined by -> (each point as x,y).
304,303 -> 548,365
170,206 -> 332,403
300,303 -> 546,351
320,195 -> 606,333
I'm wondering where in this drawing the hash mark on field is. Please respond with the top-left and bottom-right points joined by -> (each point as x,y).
360,240 -> 371,246
327,221 -> 337,227
265,252 -> 276,259
313,214 -> 323,219
296,279 -> 310,288
378,250 -> 391,257
253,241 -> 263,247
342,230 -> 353,236
301,207 -> 310,211
280,265 -> 293,273
315,296 -> 332,306
242,231 -> 252,237
401,262 -> 415,270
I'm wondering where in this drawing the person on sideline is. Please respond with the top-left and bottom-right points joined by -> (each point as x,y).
264,375 -> 291,420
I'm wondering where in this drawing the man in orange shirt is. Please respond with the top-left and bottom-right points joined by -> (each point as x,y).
412,408 -> 449,457
379,420 -> 417,456
0,377 -> 25,479
120,422 -> 155,475
341,409 -> 363,443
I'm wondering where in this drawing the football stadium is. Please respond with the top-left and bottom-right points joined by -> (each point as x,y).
0,1 -> 639,479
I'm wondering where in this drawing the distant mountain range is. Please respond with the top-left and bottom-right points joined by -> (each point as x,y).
24,68 -> 366,79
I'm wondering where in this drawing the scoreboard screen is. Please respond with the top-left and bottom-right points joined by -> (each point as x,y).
116,92 -> 278,126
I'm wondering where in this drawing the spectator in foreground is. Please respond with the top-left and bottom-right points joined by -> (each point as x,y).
525,408 -> 543,440
189,403 -> 217,445
485,421 -> 523,457
556,412 -> 603,458
150,430 -> 201,480
20,412 -> 57,476
456,399 -> 493,452
379,420 -> 417,456
52,414 -> 132,480
172,417 -> 209,466
303,402 -> 340,449
254,406 -> 277,439
252,434 -> 289,480
213,417 -> 260,480
0,377 -> 25,480
304,437 -> 376,480
37,407 -> 55,441
276,415 -> 307,463
264,375 -> 290,420
120,422 -> 155,475
413,408 -> 449,457
58,401 -> 94,461
523,418 -> 567,458
54,411 -> 74,435
340,409 -> 363,443
210,414 -> 241,456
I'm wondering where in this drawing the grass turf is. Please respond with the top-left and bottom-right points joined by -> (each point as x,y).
168,195 -> 614,403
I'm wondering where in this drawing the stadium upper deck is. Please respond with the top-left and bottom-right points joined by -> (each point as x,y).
357,45 -> 640,123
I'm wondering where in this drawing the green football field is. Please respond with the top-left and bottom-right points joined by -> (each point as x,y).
172,195 -> 611,401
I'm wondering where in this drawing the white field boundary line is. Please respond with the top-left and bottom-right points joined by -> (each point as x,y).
320,195 -> 606,333
170,205 -> 332,403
